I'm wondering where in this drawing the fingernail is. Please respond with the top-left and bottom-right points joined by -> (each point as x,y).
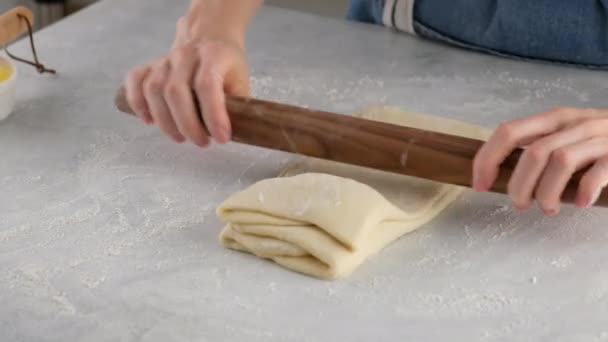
473,173 -> 486,192
586,188 -> 603,208
195,139 -> 209,148
575,193 -> 587,208
543,208 -> 558,216
141,112 -> 152,124
219,126 -> 231,144
514,203 -> 529,212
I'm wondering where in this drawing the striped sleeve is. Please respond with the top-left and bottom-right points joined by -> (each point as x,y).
382,0 -> 416,34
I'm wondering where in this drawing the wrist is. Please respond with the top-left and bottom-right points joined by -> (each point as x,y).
178,2 -> 247,48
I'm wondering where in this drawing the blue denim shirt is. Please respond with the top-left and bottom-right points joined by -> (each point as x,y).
347,0 -> 608,68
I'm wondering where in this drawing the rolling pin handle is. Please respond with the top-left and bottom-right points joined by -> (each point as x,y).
0,7 -> 34,47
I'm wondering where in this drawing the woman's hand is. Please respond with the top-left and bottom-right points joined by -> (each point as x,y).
473,107 -> 608,214
123,0 -> 262,146
124,24 -> 249,146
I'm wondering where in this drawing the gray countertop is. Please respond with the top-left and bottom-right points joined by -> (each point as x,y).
2,0 -> 608,340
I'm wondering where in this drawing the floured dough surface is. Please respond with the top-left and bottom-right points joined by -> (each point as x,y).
217,107 -> 490,279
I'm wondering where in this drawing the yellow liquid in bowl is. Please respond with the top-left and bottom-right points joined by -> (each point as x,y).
0,59 -> 13,83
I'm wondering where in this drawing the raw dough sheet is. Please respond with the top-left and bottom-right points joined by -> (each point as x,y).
217,107 -> 490,279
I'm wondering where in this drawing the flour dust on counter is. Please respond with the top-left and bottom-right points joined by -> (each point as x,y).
248,59 -> 599,133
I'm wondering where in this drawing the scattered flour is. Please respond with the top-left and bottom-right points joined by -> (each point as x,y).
51,293 -> 77,315
81,275 -> 106,289
551,256 -> 572,268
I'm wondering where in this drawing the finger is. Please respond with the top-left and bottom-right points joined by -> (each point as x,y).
165,48 -> 209,147
144,60 -> 185,143
125,66 -> 152,124
535,137 -> 608,214
473,107 -> 592,192
576,156 -> 608,207
193,65 -> 231,144
518,133 -> 549,147
508,119 -> 607,209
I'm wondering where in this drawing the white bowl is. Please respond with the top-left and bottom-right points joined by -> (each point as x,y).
0,56 -> 17,121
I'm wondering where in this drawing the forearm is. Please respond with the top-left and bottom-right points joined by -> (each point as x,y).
180,0 -> 263,47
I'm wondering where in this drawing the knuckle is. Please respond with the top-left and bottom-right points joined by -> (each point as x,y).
551,148 -> 575,170
127,67 -> 146,81
524,144 -> 548,164
163,81 -> 181,98
144,75 -> 164,93
194,74 -> 215,92
495,122 -> 517,143
172,46 -> 194,61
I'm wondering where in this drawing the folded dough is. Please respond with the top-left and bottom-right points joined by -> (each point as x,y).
217,107 -> 490,279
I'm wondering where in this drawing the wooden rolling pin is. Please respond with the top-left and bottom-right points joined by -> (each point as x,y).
115,87 -> 608,207
0,7 -> 34,46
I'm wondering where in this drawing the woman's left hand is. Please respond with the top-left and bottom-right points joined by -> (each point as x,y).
473,107 -> 608,215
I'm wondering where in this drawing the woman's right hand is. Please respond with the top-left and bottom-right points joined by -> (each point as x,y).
124,18 -> 250,147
